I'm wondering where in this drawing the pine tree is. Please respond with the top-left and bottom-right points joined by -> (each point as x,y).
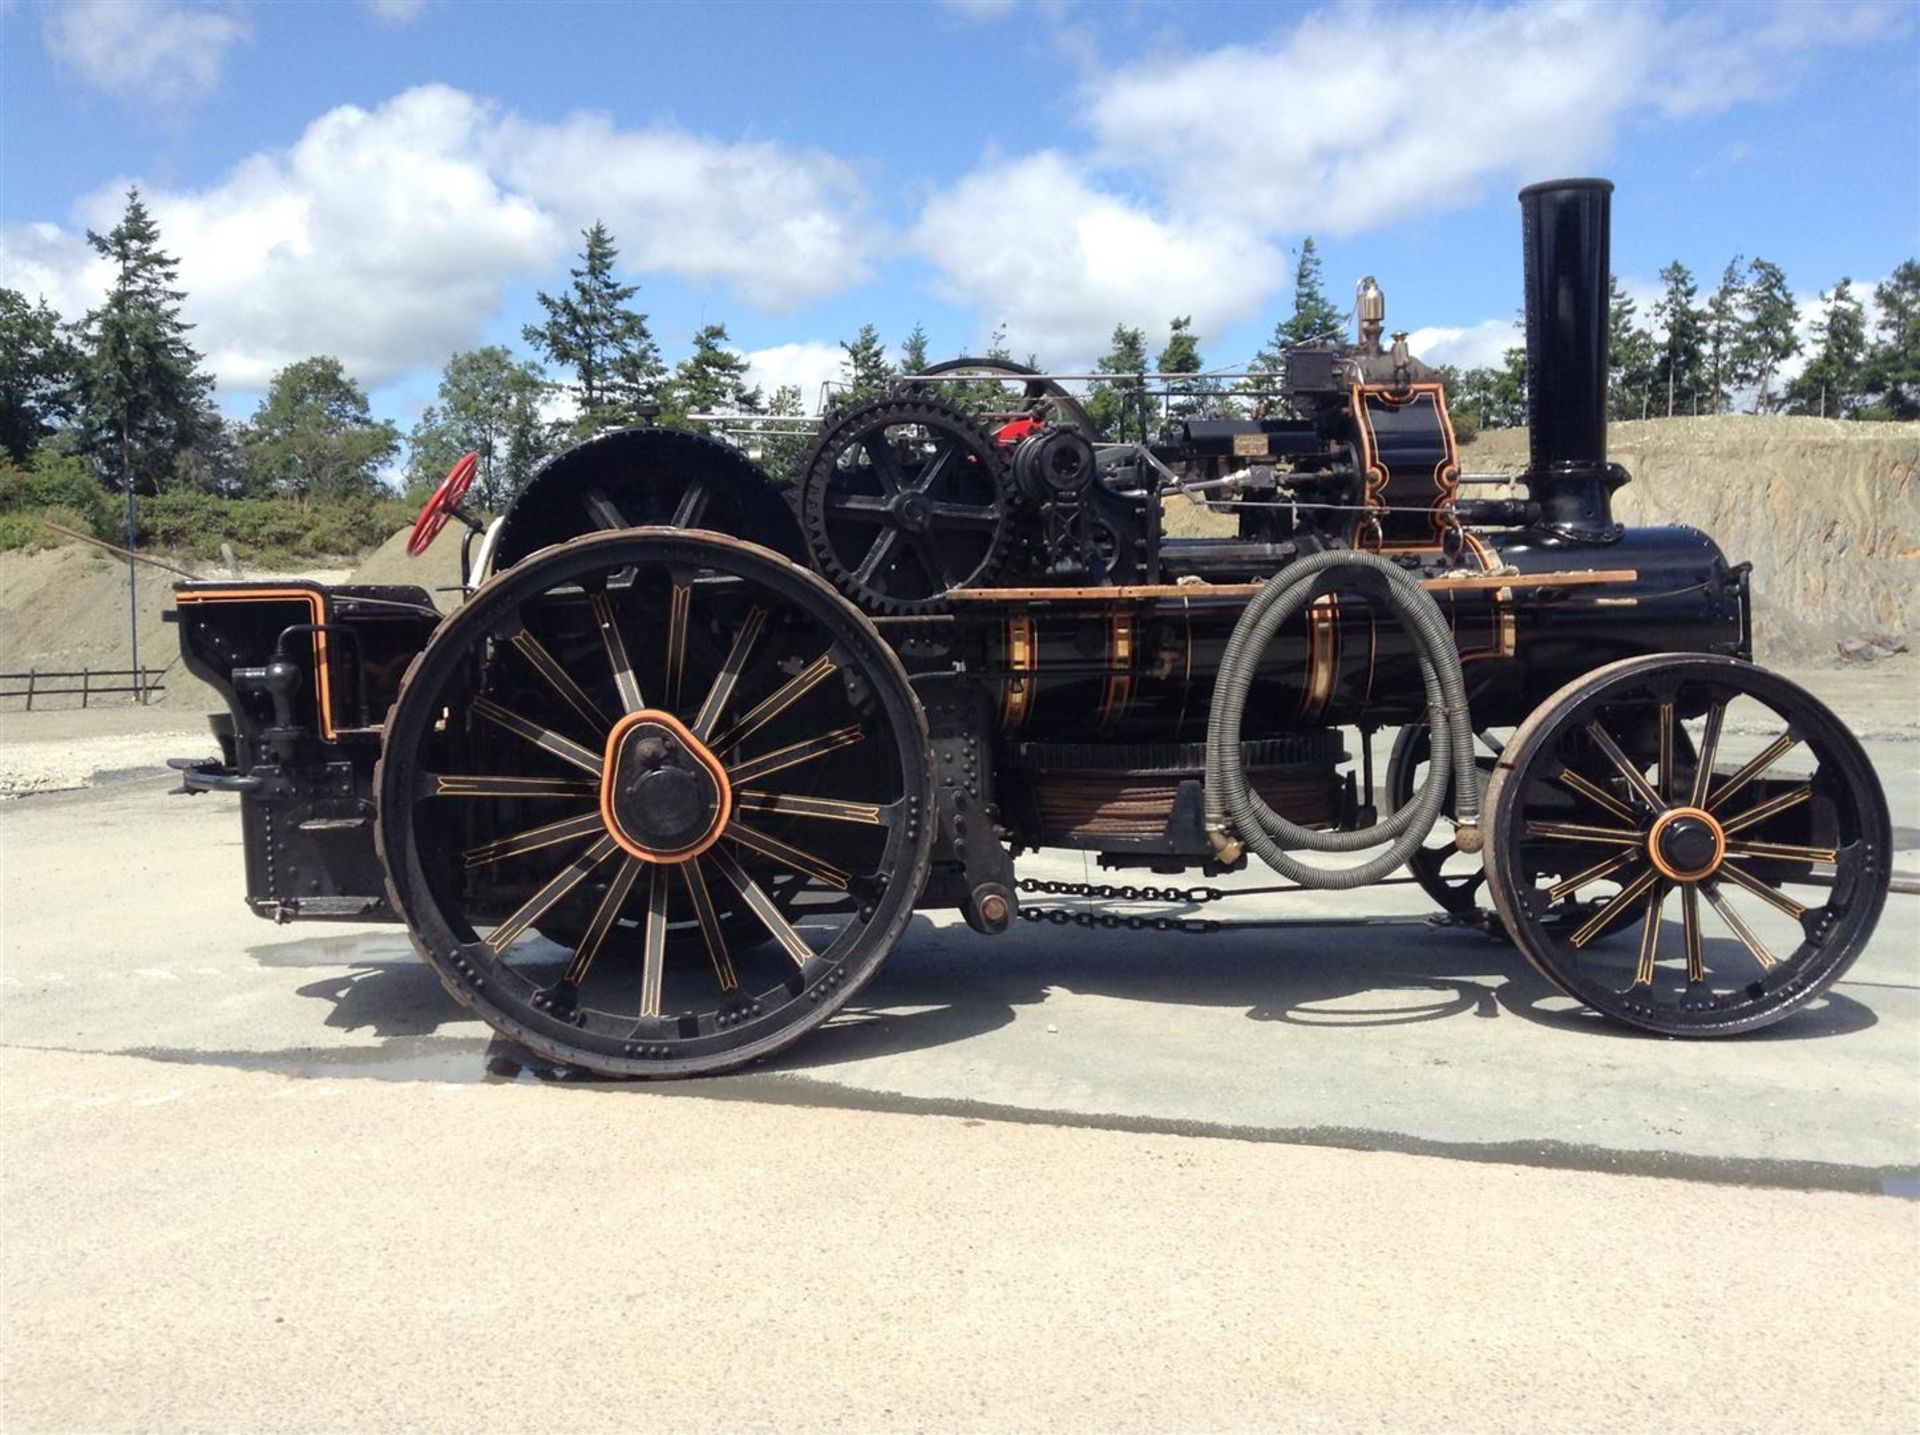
1786,279 -> 1868,419
1860,261 -> 1920,420
1606,276 -> 1658,421
837,323 -> 890,406
1653,261 -> 1708,418
1701,257 -> 1749,414
1253,237 -> 1345,372
899,322 -> 931,376
523,223 -> 663,435
1158,315 -> 1224,420
1781,279 -> 1862,418
239,356 -> 400,502
0,288 -> 83,463
1735,258 -> 1800,413
77,188 -> 216,495
1085,323 -> 1150,440
406,347 -> 556,508
669,324 -> 761,421
753,383 -> 813,481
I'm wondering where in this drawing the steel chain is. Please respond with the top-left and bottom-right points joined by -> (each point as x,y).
1013,876 -> 1222,936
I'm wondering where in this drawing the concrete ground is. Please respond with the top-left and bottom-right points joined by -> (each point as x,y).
2,685 -> 1917,1432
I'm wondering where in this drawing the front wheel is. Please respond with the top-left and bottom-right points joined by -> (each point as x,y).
376,528 -> 936,1077
1483,654 -> 1891,1036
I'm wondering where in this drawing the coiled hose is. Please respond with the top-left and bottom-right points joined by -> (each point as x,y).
1203,550 -> 1480,888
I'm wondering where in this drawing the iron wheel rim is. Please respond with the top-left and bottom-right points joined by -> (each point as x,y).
376,528 -> 934,1076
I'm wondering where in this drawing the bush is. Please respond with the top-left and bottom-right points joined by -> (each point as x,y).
0,447 -> 116,539
131,492 -> 413,560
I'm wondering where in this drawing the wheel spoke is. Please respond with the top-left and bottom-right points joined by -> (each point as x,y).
1585,722 -> 1665,812
734,791 -> 886,826
1701,882 -> 1780,971
681,858 -> 739,992
724,818 -> 851,890
562,856 -> 642,987
1524,819 -> 1643,846
1689,701 -> 1726,808
582,486 -> 627,531
1555,767 -> 1636,824
1569,865 -> 1659,949
908,440 -> 958,494
465,811 -> 608,868
589,591 -> 645,714
433,773 -> 598,799
670,481 -> 711,528
1546,847 -> 1639,901
511,630 -> 613,736
827,493 -> 893,517
638,863 -> 670,1018
852,528 -> 900,587
1657,701 -> 1676,804
1717,861 -> 1807,919
1719,783 -> 1811,837
472,696 -> 603,776
712,652 -> 838,753
486,835 -> 619,954
1707,732 -> 1799,813
926,501 -> 1002,529
708,845 -> 813,968
664,579 -> 691,713
861,433 -> 906,494
1682,884 -> 1703,983
1631,884 -> 1668,988
691,605 -> 766,741
727,725 -> 865,786
1724,838 -> 1836,865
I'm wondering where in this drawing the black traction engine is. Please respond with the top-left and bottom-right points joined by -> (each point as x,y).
168,179 -> 1892,1077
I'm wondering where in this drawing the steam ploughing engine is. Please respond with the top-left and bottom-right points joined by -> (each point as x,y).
169,181 -> 1892,1076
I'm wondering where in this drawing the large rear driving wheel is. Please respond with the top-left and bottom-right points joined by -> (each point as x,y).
376,529 -> 934,1077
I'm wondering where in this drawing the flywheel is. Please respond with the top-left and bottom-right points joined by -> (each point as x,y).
799,393 -> 1015,613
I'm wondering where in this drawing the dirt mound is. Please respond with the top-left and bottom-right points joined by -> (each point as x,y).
0,545 -> 354,712
1464,416 -> 1920,661
347,525 -> 465,608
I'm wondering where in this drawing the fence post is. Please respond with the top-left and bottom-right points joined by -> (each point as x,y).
24,670 -> 34,712
81,668 -> 90,710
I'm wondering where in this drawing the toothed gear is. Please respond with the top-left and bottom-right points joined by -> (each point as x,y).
799,393 -> 1015,614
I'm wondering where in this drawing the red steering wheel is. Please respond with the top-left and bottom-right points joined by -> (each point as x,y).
408,451 -> 478,557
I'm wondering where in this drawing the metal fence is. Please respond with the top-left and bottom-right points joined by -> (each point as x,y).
0,667 -> 168,710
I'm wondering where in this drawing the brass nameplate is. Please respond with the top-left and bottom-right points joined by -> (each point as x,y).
1232,433 -> 1270,457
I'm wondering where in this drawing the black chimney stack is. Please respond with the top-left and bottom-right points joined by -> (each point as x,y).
1518,178 -> 1626,543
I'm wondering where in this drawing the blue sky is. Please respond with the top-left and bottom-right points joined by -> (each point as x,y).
3,0 -> 1916,435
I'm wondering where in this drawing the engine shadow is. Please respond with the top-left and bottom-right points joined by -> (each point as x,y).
232,904 -> 1877,1084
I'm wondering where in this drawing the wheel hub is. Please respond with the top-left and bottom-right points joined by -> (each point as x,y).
893,492 -> 932,532
601,710 -> 731,862
1647,805 -> 1726,882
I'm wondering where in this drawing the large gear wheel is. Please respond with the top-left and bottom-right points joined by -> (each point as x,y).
800,393 -> 1014,614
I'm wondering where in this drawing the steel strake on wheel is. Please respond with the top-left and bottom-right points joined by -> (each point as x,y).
1483,653 -> 1891,1036
375,528 -> 935,1077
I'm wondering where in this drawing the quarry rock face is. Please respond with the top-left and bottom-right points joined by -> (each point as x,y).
1466,416 -> 1920,662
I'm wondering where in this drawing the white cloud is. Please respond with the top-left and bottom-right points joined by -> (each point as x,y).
365,0 -> 436,25
489,114 -> 872,310
742,342 -> 845,413
0,85 -> 878,392
910,151 -> 1283,361
1406,320 -> 1521,372
938,0 -> 1019,18
1078,1 -> 1907,236
42,0 -> 248,107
